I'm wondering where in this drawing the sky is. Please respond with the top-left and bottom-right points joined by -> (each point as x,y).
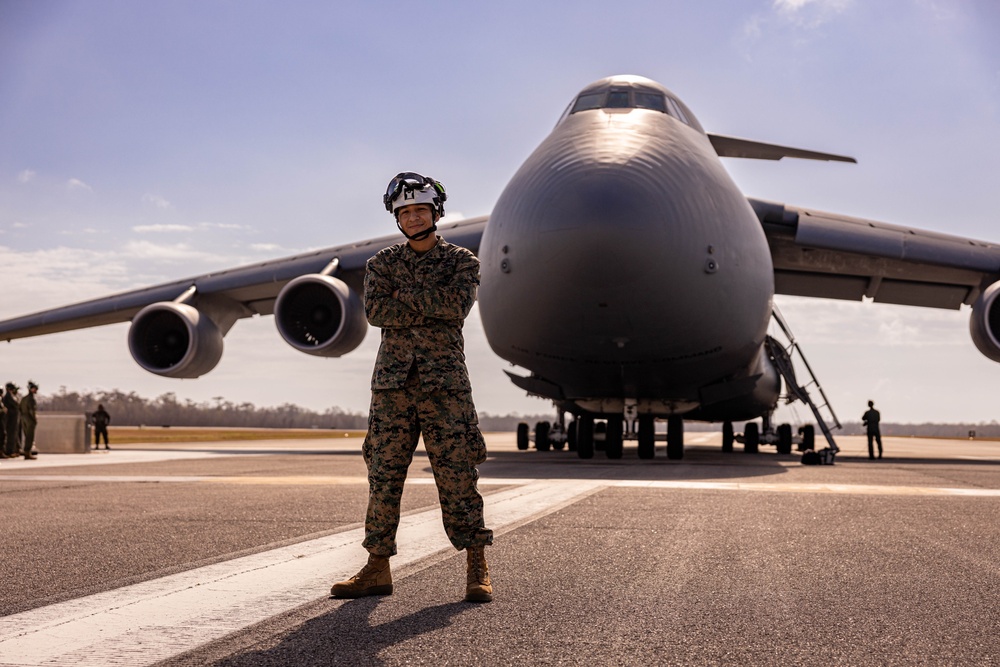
1,0 -> 999,424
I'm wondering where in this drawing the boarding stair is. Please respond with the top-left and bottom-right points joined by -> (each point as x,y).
765,306 -> 841,452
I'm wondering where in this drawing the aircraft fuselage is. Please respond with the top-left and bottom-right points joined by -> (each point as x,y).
478,76 -> 776,417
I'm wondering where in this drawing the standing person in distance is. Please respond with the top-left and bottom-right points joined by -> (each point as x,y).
0,385 -> 7,458
3,383 -> 20,458
862,400 -> 883,460
92,404 -> 111,450
20,381 -> 39,460
330,172 -> 494,603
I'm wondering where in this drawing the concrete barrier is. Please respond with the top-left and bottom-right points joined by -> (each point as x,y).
35,412 -> 92,454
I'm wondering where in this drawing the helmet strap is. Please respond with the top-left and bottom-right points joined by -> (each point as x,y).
396,219 -> 438,241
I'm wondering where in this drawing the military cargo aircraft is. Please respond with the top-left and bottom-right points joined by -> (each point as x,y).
3,75 -> 999,460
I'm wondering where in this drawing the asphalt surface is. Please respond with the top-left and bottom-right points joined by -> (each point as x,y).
1,433 -> 998,666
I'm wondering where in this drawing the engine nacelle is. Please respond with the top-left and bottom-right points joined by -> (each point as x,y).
970,281 -> 1000,363
128,302 -> 224,378
274,274 -> 367,357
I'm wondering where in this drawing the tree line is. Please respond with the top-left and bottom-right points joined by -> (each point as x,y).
38,387 -> 369,430
34,387 -> 1000,436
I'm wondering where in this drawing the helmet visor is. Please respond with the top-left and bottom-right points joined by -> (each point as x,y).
384,172 -> 430,212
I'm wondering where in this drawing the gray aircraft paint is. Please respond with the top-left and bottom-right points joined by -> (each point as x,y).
480,76 -> 776,414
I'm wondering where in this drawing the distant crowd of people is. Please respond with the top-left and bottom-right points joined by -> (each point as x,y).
1,381 -> 39,460
0,381 -> 112,460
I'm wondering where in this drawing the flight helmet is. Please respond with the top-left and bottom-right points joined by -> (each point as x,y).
383,172 -> 447,241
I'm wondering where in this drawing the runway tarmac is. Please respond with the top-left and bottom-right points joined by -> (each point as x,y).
0,432 -> 997,666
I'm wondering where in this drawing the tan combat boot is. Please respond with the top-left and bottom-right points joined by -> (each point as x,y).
465,546 -> 493,602
330,554 -> 393,598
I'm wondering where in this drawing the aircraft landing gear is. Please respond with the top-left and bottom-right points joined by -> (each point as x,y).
605,415 -> 624,459
722,421 -> 734,452
535,421 -> 550,451
516,422 -> 529,450
667,415 -> 684,459
576,416 -> 595,459
743,421 -> 760,453
637,414 -> 655,459
777,423 -> 793,454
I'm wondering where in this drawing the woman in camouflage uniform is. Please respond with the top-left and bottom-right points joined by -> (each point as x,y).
331,173 -> 493,603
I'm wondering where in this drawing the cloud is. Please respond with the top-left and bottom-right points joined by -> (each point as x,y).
0,245 -> 132,315
11,222 -> 29,229
67,178 -> 93,192
142,193 -> 172,210
121,239 -> 219,264
201,222 -> 250,230
17,169 -> 36,184
250,243 -> 280,251
772,0 -> 852,26
132,224 -> 194,233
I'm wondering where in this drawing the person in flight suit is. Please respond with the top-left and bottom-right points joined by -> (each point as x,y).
862,400 -> 883,460
330,172 -> 494,603
92,404 -> 111,449
3,383 -> 20,458
20,381 -> 39,460
0,385 -> 7,458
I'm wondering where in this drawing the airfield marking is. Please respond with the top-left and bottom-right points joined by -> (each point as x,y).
3,474 -> 999,497
0,478 -> 604,667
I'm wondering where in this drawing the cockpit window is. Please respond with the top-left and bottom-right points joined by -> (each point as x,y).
634,91 -> 667,113
571,92 -> 605,113
560,83 -> 704,131
570,88 -> 672,117
606,90 -> 630,108
666,97 -> 689,124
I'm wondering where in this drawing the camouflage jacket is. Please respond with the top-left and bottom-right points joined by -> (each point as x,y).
364,237 -> 478,392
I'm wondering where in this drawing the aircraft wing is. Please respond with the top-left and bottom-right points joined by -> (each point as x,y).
751,198 -> 1000,309
0,216 -> 488,342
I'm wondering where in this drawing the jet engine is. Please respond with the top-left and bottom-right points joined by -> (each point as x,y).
970,281 -> 1000,363
273,274 -> 367,357
128,302 -> 225,378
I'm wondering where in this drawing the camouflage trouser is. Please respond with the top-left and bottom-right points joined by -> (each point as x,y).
362,382 -> 493,557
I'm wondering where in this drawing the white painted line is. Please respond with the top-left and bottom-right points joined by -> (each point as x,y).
0,450 -> 270,470
0,479 -> 603,666
610,479 -> 1000,497
0,475 -> 526,486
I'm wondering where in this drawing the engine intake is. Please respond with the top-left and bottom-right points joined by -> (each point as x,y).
970,281 -> 1000,363
274,275 -> 367,356
128,302 -> 224,378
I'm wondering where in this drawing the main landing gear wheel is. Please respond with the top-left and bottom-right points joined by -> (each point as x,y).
535,421 -> 550,452
798,424 -> 815,451
516,422 -> 529,450
594,421 -> 607,451
722,421 -> 734,453
777,423 -> 793,455
605,415 -> 624,459
743,421 -> 759,454
667,416 -> 684,460
567,419 -> 578,451
576,417 -> 595,459
637,414 -> 655,459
